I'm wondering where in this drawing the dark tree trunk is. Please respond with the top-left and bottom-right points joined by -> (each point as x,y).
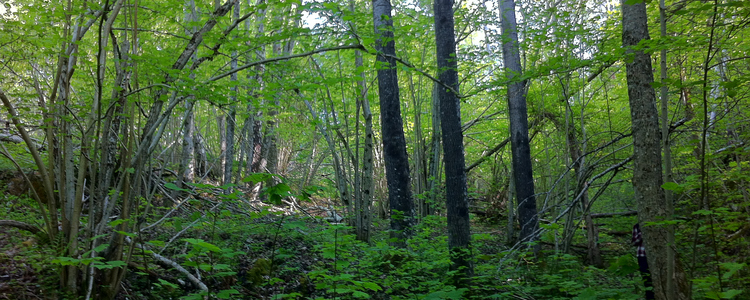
372,0 -> 415,247
499,0 -> 540,250
434,0 -> 473,280
622,1 -> 671,298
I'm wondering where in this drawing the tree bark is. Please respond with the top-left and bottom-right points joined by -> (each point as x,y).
178,0 -> 198,194
427,83 -> 441,217
224,0 -> 240,190
622,1 -> 672,298
499,0 -> 540,250
372,0 -> 415,246
352,4 -> 373,241
434,0 -> 473,280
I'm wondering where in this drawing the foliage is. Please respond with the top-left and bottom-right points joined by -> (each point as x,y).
1,0 -> 749,298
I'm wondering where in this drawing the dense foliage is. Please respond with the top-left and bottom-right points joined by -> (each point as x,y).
1,0 -> 749,299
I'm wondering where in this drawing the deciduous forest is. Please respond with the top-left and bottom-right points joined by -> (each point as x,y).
0,0 -> 748,299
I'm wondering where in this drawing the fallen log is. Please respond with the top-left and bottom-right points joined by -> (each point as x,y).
590,210 -> 637,219
0,220 -> 41,235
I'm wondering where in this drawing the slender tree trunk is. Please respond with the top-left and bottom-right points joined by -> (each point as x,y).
500,0 -> 540,250
408,72 -> 427,220
179,0 -> 198,193
434,0 -> 473,280
243,0 -> 265,194
373,0 -> 415,247
658,0 -> 681,297
622,1 -> 672,298
427,83 -> 441,217
195,133 -> 208,177
506,166 -> 516,245
353,14 -> 373,241
219,111 -> 227,180
224,0 -> 240,190
298,90 -> 350,207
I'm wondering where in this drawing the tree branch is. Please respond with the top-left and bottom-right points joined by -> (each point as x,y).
125,237 -> 208,292
206,44 -> 366,83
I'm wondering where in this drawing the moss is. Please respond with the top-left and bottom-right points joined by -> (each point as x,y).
247,258 -> 271,285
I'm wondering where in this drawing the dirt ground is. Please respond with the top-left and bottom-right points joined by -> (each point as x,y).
0,226 -> 46,300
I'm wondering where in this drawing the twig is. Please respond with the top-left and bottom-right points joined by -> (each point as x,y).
125,237 -> 208,292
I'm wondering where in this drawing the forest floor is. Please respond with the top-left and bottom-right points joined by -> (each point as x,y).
0,226 -> 46,300
0,170 -> 646,299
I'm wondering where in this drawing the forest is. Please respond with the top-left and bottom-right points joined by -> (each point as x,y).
0,0 -> 748,299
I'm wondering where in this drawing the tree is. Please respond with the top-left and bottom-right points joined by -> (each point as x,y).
434,0 -> 472,279
621,0 -> 677,298
223,0 -> 240,190
372,0 -> 415,246
499,0 -> 540,249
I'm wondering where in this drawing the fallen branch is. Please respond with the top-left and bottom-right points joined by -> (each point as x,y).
125,237 -> 208,292
0,220 -> 41,235
590,210 -> 637,219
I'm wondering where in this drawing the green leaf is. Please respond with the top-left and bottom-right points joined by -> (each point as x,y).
148,240 -> 166,248
720,262 -> 746,280
164,182 -> 189,192
109,219 -> 126,227
94,243 -> 109,252
360,281 -> 381,291
662,182 -> 683,192
574,288 -> 597,300
242,173 -> 272,184
106,260 -> 127,267
157,278 -> 179,289
114,230 -> 137,238
216,289 -> 240,299
720,289 -> 743,299
352,291 -> 370,298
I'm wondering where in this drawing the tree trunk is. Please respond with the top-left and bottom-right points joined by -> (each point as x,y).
194,133 -> 208,177
427,83 -> 441,217
373,0 -> 415,247
434,0 -> 473,280
622,1 -> 672,298
353,15 -> 373,242
178,0 -> 198,193
299,91 -> 351,207
658,0 -> 682,297
499,0 -> 540,250
224,0 -> 240,190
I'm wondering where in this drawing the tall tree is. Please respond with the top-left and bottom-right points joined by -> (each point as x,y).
351,0 -> 374,243
434,0 -> 473,279
499,0 -> 539,248
372,0 -> 415,246
179,0 -> 198,193
622,0 -> 676,298
658,0 -> 678,297
223,0 -> 240,189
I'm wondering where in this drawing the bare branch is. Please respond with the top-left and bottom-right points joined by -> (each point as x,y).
206,44 -> 366,83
